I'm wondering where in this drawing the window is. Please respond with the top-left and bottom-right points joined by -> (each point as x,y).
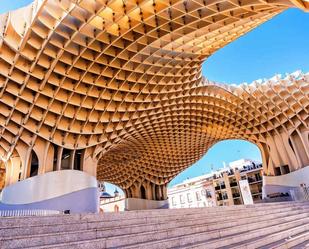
180,194 -> 185,204
114,205 -> 119,212
281,165 -> 290,175
187,193 -> 192,203
196,191 -> 201,201
222,192 -> 228,200
220,181 -> 226,189
172,197 -> 176,206
255,173 -> 262,181
275,167 -> 281,176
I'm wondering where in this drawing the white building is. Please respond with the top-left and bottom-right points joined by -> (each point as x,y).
168,173 -> 216,209
100,195 -> 126,213
98,181 -> 125,212
168,159 -> 262,208
229,159 -> 260,170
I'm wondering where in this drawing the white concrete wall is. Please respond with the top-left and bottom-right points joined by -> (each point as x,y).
0,170 -> 97,204
263,166 -> 309,199
263,166 -> 309,188
125,198 -> 169,210
100,197 -> 169,211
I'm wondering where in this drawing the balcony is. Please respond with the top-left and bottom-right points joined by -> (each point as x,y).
232,193 -> 241,198
230,182 -> 238,187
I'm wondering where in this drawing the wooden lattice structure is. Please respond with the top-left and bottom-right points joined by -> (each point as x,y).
0,0 -> 308,199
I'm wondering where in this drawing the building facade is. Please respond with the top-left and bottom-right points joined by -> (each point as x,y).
168,159 -> 263,208
98,182 -> 125,212
168,174 -> 216,209
213,159 -> 263,206
100,196 -> 126,213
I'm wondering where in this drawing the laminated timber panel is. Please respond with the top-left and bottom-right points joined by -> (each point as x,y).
0,0 -> 307,195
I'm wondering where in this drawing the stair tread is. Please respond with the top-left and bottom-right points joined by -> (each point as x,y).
2,202 -> 309,249
260,230 -> 309,249
29,210 -> 309,249
3,206 -> 308,242
1,201 -> 305,229
117,214 -> 309,249
174,216 -> 309,249
292,240 -> 309,249
3,206 -> 308,241
221,223 -> 309,249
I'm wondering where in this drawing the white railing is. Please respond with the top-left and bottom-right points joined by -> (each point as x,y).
100,196 -> 125,204
0,209 -> 60,217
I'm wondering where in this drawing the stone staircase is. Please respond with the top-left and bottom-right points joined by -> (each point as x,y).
1,202 -> 309,249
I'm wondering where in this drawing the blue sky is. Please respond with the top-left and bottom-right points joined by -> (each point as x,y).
0,0 -> 34,14
202,9 -> 309,84
1,2 -> 309,192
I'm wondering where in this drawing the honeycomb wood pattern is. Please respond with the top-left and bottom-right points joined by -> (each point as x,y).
0,0 -> 308,199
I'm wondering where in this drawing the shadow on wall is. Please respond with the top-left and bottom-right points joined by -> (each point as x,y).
0,170 -> 99,213
0,188 -> 99,213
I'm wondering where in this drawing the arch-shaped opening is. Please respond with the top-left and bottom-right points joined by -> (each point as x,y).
52,144 -> 84,172
61,149 -> 71,170
155,184 -> 164,200
30,150 -> 39,177
114,205 -> 119,212
74,149 -> 83,171
140,185 -> 146,199
168,139 -> 263,208
0,149 -> 23,187
53,144 -> 58,171
200,10 -> 309,179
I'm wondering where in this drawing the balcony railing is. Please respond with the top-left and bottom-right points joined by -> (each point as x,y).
230,182 -> 238,187
0,209 -> 60,217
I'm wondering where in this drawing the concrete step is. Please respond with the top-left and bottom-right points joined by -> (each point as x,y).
0,201 -> 306,228
1,203 -> 306,238
0,203 -> 292,228
180,218 -> 309,249
117,215 -> 309,249
84,201 -> 309,222
2,203 -> 308,238
261,230 -> 309,249
291,241 -> 309,249
80,203 -> 309,226
225,223 -> 309,249
1,202 -> 309,249
111,214 -> 309,249
19,206 -> 309,249
1,201 -> 307,230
